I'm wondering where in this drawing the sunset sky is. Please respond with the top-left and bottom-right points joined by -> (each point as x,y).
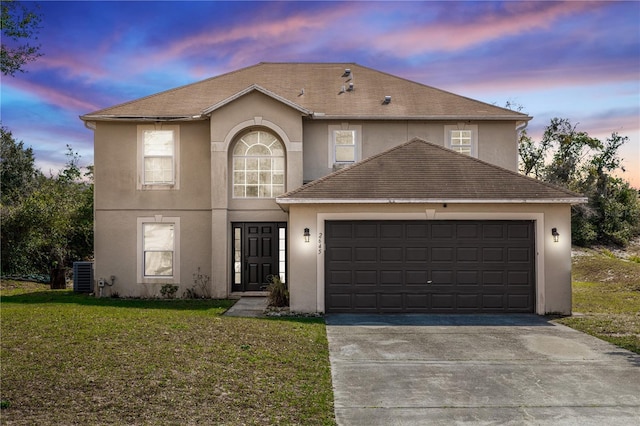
2,0 -> 639,187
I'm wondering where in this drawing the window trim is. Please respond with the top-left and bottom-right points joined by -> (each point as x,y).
444,123 -> 478,157
137,124 -> 180,190
137,216 -> 180,284
328,124 -> 362,168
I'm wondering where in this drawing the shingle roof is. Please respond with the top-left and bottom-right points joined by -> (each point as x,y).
276,139 -> 585,204
81,63 -> 531,121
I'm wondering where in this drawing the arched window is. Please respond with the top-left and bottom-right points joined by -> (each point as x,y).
232,130 -> 285,198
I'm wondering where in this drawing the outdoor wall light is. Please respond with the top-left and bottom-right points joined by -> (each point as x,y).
304,228 -> 311,243
552,228 -> 560,243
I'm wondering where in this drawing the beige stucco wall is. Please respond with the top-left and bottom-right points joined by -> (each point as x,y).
286,202 -> 573,315
302,119 -> 519,181
94,210 -> 212,298
93,120 -> 211,210
93,120 -> 213,297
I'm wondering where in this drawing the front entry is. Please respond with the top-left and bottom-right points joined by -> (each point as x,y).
232,222 -> 287,292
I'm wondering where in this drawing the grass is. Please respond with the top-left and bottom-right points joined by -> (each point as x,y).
556,246 -> 640,354
1,282 -> 336,425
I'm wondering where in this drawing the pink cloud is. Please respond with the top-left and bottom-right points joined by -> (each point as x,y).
374,1 -> 600,55
122,3 -> 359,74
7,79 -> 100,112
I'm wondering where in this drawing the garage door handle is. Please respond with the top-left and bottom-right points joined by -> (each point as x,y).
427,280 -> 433,284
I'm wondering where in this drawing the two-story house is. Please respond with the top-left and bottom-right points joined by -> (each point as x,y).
81,62 -> 584,314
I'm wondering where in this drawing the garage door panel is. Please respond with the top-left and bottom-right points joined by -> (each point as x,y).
431,294 -> 455,309
354,294 -> 377,309
483,224 -> 505,238
355,247 -> 377,261
508,294 -> 531,310
380,223 -> 404,238
483,247 -> 505,262
483,294 -> 506,308
431,247 -> 454,262
327,223 -> 353,239
405,270 -> 428,284
431,270 -> 453,284
379,294 -> 403,309
457,294 -> 480,309
329,271 -> 352,285
457,247 -> 479,262
483,270 -> 504,284
354,223 -> 378,238
328,247 -> 352,261
379,270 -> 402,284
406,294 -> 429,308
406,247 -> 428,262
458,270 -> 479,284
406,224 -> 429,238
432,223 -> 455,238
508,247 -> 531,262
380,247 -> 403,261
325,220 -> 535,314
508,224 -> 531,239
354,270 -> 377,285
328,293 -> 352,310
507,271 -> 531,285
457,223 -> 480,239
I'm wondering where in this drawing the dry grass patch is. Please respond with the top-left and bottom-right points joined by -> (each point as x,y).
557,247 -> 640,354
1,282 -> 335,425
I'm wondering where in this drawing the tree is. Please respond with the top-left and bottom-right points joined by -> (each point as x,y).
1,126 -> 42,205
1,0 -> 43,76
1,144 -> 94,278
519,118 -> 640,246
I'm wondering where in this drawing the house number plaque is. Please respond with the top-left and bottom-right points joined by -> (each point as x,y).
318,232 -> 323,255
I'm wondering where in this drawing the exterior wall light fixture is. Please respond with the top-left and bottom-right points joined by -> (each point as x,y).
552,228 -> 560,243
304,228 -> 311,243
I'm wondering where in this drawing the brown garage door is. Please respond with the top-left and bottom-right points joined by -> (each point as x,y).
325,220 -> 535,313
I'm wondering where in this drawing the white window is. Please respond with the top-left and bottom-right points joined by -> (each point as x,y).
445,124 -> 478,157
232,130 -> 285,198
137,216 -> 180,283
328,124 -> 362,167
137,125 -> 180,190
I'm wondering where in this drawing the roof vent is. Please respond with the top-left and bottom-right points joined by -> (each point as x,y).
347,82 -> 354,91
343,68 -> 351,77
383,96 -> 391,105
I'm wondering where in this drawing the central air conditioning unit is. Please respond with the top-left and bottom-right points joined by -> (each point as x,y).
73,262 -> 94,293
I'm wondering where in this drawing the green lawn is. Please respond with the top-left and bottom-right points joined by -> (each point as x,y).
556,248 -> 640,354
1,283 -> 336,425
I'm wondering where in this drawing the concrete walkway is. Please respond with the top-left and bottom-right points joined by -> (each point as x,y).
325,314 -> 640,425
223,297 -> 268,317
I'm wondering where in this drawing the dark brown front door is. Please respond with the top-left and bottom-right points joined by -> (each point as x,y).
232,223 -> 286,292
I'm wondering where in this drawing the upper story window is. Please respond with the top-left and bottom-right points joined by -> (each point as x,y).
445,124 -> 478,157
232,130 -> 285,198
137,125 -> 180,190
334,130 -> 356,163
328,124 -> 362,168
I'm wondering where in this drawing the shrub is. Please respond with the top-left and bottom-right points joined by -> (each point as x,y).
267,275 -> 289,307
159,284 -> 178,299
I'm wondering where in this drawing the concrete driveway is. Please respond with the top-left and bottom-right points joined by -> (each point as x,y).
325,314 -> 640,425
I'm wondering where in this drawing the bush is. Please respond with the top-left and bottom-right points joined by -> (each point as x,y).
267,275 -> 289,307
